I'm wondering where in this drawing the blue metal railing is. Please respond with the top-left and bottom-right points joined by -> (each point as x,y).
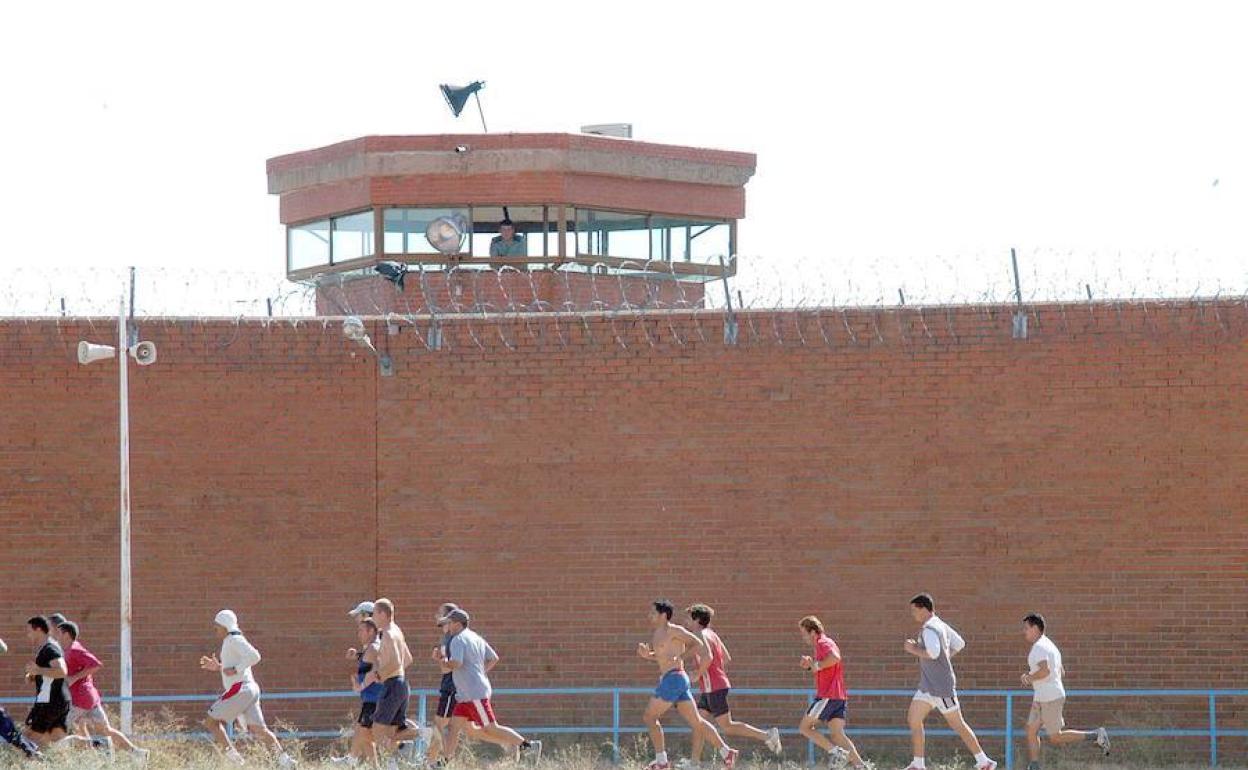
3,687 -> 1245,767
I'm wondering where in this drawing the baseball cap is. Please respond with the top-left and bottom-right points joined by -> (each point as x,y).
214,609 -> 240,633
437,608 -> 470,626
349,601 -> 376,617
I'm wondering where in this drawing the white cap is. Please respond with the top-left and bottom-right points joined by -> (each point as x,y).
214,609 -> 240,633
348,601 -> 376,617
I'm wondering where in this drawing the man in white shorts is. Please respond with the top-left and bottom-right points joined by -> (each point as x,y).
200,610 -> 296,767
52,620 -> 148,759
1020,613 -> 1109,770
902,594 -> 996,770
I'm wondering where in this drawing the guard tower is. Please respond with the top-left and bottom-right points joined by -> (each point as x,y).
266,134 -> 756,315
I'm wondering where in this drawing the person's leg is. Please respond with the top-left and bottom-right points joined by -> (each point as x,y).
798,712 -> 835,753
204,717 -> 234,752
427,715 -> 449,763
643,698 -> 672,759
1026,722 -> 1043,764
92,712 -> 141,752
827,719 -> 865,766
942,707 -> 985,755
714,712 -> 768,743
447,716 -> 467,760
676,701 -> 726,752
690,708 -> 712,761
907,698 -> 934,762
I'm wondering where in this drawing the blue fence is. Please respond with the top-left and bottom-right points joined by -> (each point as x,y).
4,687 -> 1245,767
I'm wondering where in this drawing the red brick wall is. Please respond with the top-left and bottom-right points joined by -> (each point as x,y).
1,304 -> 1245,755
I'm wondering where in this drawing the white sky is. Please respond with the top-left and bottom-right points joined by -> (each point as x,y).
2,0 -> 1246,312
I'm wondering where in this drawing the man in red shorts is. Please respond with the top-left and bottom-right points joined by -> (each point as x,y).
434,608 -> 541,763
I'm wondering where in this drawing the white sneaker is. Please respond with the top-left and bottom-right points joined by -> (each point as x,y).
329,757 -> 358,766
225,748 -> 246,766
1096,727 -> 1111,755
278,753 -> 298,768
675,759 -> 699,770
827,746 -> 849,768
130,747 -> 151,764
765,727 -> 782,755
975,761 -> 997,770
519,739 -> 542,763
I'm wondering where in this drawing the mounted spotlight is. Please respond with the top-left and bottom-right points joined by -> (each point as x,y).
425,214 -> 468,255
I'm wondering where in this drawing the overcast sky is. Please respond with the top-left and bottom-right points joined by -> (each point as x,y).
3,1 -> 1245,311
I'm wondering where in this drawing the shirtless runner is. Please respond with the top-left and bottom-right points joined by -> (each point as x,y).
637,600 -> 738,770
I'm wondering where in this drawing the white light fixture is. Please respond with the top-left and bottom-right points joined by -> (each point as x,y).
425,214 -> 468,255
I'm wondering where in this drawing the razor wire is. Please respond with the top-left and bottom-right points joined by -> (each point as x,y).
3,249 -> 1248,353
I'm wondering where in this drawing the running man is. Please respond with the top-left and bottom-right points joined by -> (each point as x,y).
684,604 -> 780,764
20,616 -> 71,747
0,633 -> 41,760
332,617 -> 383,765
435,608 -> 542,762
426,602 -> 480,767
796,616 -> 868,769
638,600 -> 738,770
200,609 -> 296,767
54,620 -> 148,759
1020,613 -> 1109,769
367,598 -> 428,764
902,594 -> 996,770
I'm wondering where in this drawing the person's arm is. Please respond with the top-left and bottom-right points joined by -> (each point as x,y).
810,642 -> 841,672
720,640 -> 733,665
222,636 -> 261,677
674,625 -> 708,658
26,657 -> 68,679
946,626 -> 966,658
1022,659 -> 1050,686
400,639 -> 413,670
443,636 -> 465,671
636,642 -> 656,661
483,643 -> 499,674
67,664 -> 102,686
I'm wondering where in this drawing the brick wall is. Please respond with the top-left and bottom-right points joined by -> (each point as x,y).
1,303 -> 1245,757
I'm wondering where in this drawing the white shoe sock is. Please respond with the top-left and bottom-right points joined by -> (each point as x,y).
974,752 -> 991,766
656,751 -> 668,764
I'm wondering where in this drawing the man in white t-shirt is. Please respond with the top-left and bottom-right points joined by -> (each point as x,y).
1021,613 -> 1110,770
200,610 -> 296,767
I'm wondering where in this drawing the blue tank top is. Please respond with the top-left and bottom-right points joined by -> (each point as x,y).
358,650 -> 383,703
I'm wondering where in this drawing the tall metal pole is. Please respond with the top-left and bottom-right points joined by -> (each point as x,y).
117,296 -> 133,734
473,91 -> 488,133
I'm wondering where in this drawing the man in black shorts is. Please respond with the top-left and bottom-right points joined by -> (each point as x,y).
21,616 -> 71,747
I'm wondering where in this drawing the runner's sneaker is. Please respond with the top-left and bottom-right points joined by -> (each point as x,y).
225,747 -> 245,766
827,746 -> 849,768
329,757 -> 359,766
765,727 -> 782,755
131,747 -> 151,764
675,759 -> 699,770
722,748 -> 739,770
519,739 -> 542,763
278,753 -> 298,768
1096,727 -> 1111,755
975,761 -> 997,770
646,761 -> 671,770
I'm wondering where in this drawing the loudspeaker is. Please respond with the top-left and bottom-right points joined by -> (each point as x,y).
425,214 -> 468,255
129,341 -> 158,366
440,82 -> 484,118
78,342 -> 116,365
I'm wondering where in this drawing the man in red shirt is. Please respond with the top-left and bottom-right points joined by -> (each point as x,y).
685,604 -> 781,765
798,616 -> 868,769
54,622 -> 148,759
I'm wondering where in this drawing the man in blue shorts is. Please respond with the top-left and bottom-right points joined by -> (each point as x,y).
637,600 -> 737,770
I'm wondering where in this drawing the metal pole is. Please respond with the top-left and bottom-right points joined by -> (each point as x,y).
1209,692 -> 1218,766
1010,248 -> 1023,305
473,91 -> 488,133
117,295 -> 134,734
1004,692 -> 1014,769
611,689 -> 620,763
